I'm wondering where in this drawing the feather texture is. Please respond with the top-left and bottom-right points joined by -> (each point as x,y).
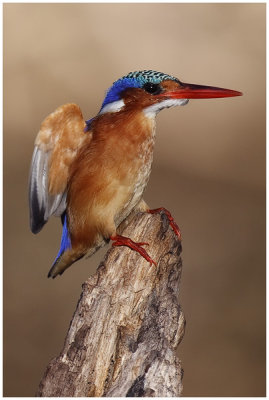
29,103 -> 87,233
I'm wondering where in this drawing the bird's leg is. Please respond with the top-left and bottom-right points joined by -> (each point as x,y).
110,235 -> 157,266
148,208 -> 181,240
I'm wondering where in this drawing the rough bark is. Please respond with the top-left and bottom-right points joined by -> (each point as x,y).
37,210 -> 185,397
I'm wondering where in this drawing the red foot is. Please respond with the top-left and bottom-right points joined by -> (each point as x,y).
110,235 -> 157,266
148,208 -> 181,241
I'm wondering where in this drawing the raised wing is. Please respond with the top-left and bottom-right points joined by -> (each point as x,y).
29,103 -> 88,234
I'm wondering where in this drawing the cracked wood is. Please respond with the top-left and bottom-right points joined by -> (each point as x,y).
37,210 -> 185,397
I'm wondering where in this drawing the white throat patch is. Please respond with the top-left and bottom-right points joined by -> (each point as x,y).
143,98 -> 189,119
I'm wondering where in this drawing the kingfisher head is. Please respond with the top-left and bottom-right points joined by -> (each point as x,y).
85,70 -> 242,130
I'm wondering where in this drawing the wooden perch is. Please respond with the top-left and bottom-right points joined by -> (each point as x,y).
37,210 -> 185,397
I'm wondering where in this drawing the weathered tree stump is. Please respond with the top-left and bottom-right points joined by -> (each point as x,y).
37,210 -> 185,397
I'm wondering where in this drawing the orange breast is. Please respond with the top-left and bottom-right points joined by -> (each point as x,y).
67,109 -> 156,250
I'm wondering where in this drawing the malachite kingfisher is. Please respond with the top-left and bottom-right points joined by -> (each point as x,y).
29,70 -> 242,278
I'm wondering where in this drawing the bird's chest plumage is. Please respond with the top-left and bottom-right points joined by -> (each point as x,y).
111,114 -> 156,223
68,111 -> 156,242
117,128 -> 155,220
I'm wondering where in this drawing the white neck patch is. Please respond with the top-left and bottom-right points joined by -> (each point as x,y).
99,99 -> 125,115
143,98 -> 189,119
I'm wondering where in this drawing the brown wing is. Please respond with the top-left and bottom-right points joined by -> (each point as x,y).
29,103 -> 89,233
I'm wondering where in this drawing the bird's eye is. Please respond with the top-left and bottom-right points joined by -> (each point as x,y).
143,82 -> 162,95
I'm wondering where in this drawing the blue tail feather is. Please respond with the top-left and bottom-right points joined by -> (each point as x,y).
53,214 -> 71,266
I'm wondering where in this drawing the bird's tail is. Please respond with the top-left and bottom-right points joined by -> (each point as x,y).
48,247 -> 85,278
48,214 -> 85,278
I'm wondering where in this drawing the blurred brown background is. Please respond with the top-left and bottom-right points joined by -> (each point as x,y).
3,3 -> 265,397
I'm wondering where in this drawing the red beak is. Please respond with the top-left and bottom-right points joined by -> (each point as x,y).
161,82 -> 242,99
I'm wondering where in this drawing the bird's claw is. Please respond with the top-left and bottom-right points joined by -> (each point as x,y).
110,235 -> 156,266
148,207 -> 181,241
